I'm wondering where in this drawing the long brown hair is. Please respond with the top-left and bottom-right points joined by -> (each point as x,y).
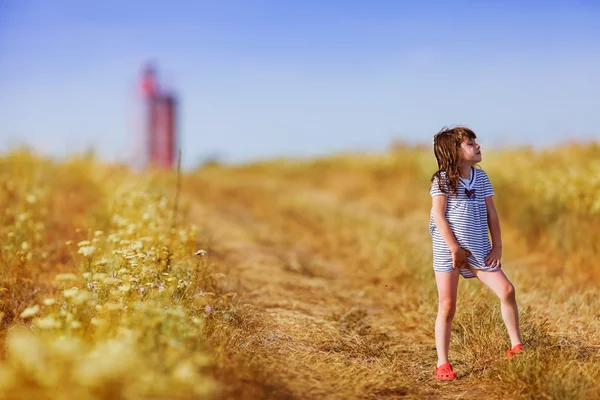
431,126 -> 477,196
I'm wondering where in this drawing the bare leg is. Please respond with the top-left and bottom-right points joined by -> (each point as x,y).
434,269 -> 460,367
470,268 -> 522,347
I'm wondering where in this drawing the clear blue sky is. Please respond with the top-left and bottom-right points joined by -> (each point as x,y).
1,0 -> 599,167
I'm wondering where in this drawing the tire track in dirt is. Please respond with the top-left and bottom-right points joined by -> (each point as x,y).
185,173 -> 496,399
192,204 -> 415,399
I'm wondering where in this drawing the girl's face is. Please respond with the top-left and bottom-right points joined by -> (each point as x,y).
460,137 -> 482,164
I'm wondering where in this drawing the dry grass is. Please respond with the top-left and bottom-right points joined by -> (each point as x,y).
186,142 -> 600,399
0,143 -> 599,399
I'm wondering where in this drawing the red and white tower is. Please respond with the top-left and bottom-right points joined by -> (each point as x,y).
140,62 -> 178,169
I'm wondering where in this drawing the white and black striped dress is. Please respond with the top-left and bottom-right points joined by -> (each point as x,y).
429,167 -> 497,278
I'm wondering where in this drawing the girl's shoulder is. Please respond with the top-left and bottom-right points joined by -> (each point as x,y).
474,168 -> 495,195
430,170 -> 448,188
430,170 -> 449,196
474,167 -> 492,180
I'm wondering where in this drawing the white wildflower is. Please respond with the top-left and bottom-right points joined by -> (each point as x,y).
20,305 -> 40,319
63,287 -> 79,298
42,298 -> 56,306
78,245 -> 96,257
90,317 -> 106,327
55,273 -> 78,281
36,315 -> 60,329
93,258 -> 109,267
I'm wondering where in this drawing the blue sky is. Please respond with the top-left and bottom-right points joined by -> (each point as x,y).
1,1 -> 599,167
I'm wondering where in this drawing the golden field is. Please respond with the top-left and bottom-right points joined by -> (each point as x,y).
0,143 -> 599,399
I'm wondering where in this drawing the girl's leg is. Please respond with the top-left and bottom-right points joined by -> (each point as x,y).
470,269 -> 522,347
434,269 -> 460,367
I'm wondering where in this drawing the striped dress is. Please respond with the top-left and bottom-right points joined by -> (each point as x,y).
429,167 -> 497,278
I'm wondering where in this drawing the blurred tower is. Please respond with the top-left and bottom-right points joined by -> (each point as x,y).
140,62 -> 178,169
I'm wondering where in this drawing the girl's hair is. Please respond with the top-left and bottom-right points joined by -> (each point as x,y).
431,126 -> 477,196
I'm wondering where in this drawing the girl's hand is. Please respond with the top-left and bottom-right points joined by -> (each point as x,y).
452,247 -> 472,270
485,246 -> 502,268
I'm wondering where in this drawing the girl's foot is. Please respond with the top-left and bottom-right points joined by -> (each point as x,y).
435,363 -> 456,380
507,343 -> 524,360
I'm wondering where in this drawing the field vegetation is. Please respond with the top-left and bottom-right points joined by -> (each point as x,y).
1,143 -> 599,399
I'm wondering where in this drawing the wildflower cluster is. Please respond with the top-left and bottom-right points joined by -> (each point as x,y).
0,156 -> 233,399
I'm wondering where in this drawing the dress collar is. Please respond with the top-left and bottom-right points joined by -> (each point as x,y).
459,167 -> 476,190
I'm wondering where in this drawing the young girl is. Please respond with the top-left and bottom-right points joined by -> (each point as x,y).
429,126 -> 523,381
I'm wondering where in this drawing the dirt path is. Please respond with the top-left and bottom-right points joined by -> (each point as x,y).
185,173 -> 503,399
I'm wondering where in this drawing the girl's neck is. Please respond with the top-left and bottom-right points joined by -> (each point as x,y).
459,163 -> 473,179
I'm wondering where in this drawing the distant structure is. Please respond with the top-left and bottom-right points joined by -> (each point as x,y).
140,62 -> 178,169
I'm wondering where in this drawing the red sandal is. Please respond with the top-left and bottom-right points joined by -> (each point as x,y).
435,363 -> 456,381
507,344 -> 524,360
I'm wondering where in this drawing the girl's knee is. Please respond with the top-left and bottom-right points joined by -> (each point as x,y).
500,283 -> 516,301
438,300 -> 456,320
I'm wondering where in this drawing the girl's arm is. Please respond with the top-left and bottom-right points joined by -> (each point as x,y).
484,196 -> 502,249
432,196 -> 471,269
432,195 -> 461,252
484,196 -> 502,268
